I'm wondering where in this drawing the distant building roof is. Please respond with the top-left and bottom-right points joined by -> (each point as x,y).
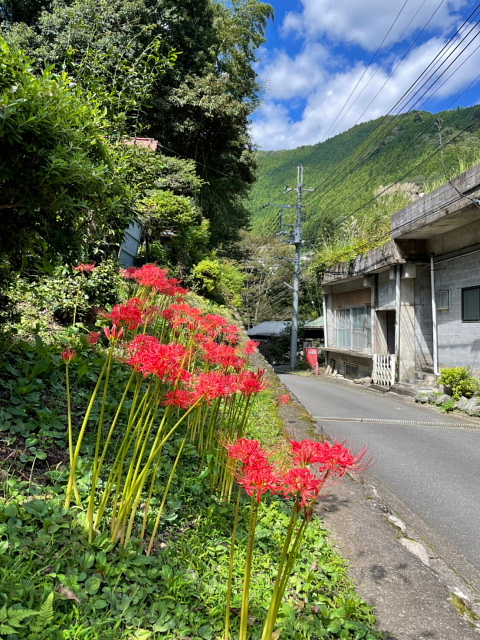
247,321 -> 290,338
303,317 -> 324,329
123,137 -> 158,151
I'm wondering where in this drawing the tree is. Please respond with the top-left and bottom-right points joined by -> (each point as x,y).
0,37 -> 132,267
3,0 -> 274,251
0,0 -> 50,25
136,190 -> 210,275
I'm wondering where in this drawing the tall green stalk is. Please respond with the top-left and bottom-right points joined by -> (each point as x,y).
261,506 -> 308,640
64,361 -> 81,506
65,353 -> 110,509
239,496 -> 259,640
224,486 -> 242,640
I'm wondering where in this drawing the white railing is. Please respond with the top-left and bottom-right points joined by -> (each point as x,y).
372,354 -> 396,386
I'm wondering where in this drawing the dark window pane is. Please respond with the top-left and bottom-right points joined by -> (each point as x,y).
463,287 -> 480,321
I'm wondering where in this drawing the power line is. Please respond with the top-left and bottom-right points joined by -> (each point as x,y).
320,0 -> 414,142
312,5 -> 480,199
326,116 -> 479,234
306,22 -> 480,222
321,0 -> 441,143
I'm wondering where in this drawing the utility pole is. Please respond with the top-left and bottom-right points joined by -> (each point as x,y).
263,166 -> 316,369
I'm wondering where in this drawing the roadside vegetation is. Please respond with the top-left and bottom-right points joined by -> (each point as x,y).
0,263 -> 380,640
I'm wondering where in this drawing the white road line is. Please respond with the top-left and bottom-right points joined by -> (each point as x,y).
313,416 -> 478,428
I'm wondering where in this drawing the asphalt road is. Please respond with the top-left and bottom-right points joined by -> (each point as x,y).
279,373 -> 480,576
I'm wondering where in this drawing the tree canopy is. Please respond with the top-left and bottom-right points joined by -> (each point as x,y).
3,0 -> 274,251
0,37 -> 132,267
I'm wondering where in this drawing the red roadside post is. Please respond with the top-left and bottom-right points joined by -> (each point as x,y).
305,347 -> 319,375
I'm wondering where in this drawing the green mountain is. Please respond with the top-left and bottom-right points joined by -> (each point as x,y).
247,106 -> 480,254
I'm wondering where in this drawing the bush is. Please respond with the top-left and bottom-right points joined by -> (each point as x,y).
438,367 -> 480,400
10,260 -> 124,333
191,257 -> 244,308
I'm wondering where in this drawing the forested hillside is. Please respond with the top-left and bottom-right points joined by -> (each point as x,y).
247,106 -> 480,267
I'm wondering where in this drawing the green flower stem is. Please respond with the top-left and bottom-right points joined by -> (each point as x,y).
65,354 -> 109,509
87,345 -> 115,541
239,496 -> 259,640
115,402 -> 161,543
224,486 -> 242,640
110,397 -> 202,544
86,368 -> 135,540
261,514 -> 308,640
145,430 -> 189,555
94,376 -> 147,530
260,500 -> 299,640
65,363 -> 81,506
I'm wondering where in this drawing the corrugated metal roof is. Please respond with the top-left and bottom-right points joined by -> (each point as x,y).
303,316 -> 324,329
247,321 -> 290,337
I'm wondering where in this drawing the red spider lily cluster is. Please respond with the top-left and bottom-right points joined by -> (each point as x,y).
73,263 -> 96,273
121,263 -> 188,297
278,394 -> 291,404
227,438 -> 369,508
102,297 -> 158,331
62,262 -> 269,547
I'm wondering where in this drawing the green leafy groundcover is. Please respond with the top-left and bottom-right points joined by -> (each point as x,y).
0,436 -> 380,640
0,319 -> 380,639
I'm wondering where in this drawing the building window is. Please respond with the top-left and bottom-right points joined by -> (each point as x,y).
462,286 -> 480,321
436,290 -> 450,310
334,304 -> 371,351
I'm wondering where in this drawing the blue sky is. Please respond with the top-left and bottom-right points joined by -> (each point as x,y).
250,0 -> 480,150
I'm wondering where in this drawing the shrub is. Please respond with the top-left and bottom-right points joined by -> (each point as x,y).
10,260 -> 124,331
191,258 -> 244,308
438,366 -> 480,400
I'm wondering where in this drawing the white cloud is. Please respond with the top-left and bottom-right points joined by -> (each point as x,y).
251,25 -> 480,150
259,43 -> 329,100
282,0 -> 469,51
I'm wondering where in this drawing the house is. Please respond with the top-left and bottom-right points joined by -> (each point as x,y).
321,163 -> 480,386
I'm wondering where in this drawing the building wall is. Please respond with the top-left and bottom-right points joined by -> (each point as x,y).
412,266 -> 434,371
428,218 -> 480,256
377,270 -> 396,309
434,249 -> 480,369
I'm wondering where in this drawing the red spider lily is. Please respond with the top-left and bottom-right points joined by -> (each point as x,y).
119,267 -> 138,280
290,440 -> 330,467
104,325 -> 125,342
73,263 -> 96,273
202,341 -> 246,370
163,389 -> 198,409
162,303 -> 203,331
223,324 -> 241,345
200,313 -> 229,334
237,456 -> 282,502
102,297 -> 155,331
192,371 -> 239,402
129,264 -> 188,297
243,340 -> 260,355
282,467 -> 323,506
125,335 -> 189,382
87,331 -> 100,345
226,438 -> 264,464
237,369 -> 266,396
62,348 -> 77,362
317,442 -> 370,477
278,394 -> 291,404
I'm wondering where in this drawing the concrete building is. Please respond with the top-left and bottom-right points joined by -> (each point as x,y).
321,163 -> 480,387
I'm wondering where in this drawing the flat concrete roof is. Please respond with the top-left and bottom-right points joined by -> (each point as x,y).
392,162 -> 480,240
